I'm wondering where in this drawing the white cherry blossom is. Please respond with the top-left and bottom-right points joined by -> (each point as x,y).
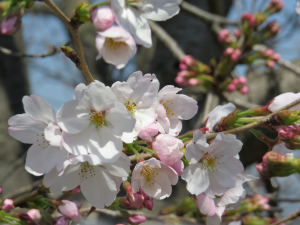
8,95 -> 68,176
205,103 -> 236,132
131,158 -> 178,199
111,71 -> 159,142
44,153 -> 130,209
268,92 -> 300,112
182,131 -> 247,197
56,81 -> 135,163
110,0 -> 181,48
157,85 -> 198,136
95,26 -> 136,69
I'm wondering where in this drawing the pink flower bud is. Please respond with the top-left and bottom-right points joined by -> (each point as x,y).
177,70 -> 189,77
218,29 -> 230,43
266,60 -> 276,68
233,29 -> 241,38
268,0 -> 284,12
138,122 -> 159,142
223,47 -> 234,56
144,198 -> 153,211
231,79 -> 239,85
265,49 -> 274,57
1,14 -> 21,35
181,55 -> 198,67
237,76 -> 247,85
27,209 -> 41,221
240,86 -> 249,95
278,125 -> 300,149
58,200 -> 82,221
248,15 -> 257,27
231,49 -> 241,62
179,63 -> 188,71
128,214 -> 147,224
272,53 -> 281,61
242,12 -> 252,20
188,78 -> 199,86
72,200 -> 83,210
2,199 -> 14,212
129,193 -> 144,209
175,76 -> 188,86
63,187 -> 80,195
227,84 -> 236,92
0,186 -> 2,194
91,6 -> 115,31
56,216 -> 69,225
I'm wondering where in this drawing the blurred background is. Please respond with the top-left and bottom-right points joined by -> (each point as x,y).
1,0 -> 300,224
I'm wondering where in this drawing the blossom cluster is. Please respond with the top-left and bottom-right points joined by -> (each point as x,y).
91,0 -> 182,69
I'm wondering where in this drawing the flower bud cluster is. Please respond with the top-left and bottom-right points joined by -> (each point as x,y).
227,77 -> 249,95
243,194 -> 270,212
218,29 -> 232,44
265,0 -> 284,15
123,185 -> 153,211
1,199 -> 14,213
278,125 -> 300,149
175,55 -> 212,88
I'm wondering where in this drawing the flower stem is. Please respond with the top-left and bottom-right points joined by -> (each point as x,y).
42,0 -> 94,83
234,116 -> 264,124
139,146 -> 156,155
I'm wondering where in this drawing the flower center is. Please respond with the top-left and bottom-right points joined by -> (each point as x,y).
36,132 -> 50,149
105,38 -> 127,50
202,153 -> 224,172
141,165 -> 158,187
125,99 -> 138,115
161,100 -> 174,118
79,162 -> 96,179
89,111 -> 106,128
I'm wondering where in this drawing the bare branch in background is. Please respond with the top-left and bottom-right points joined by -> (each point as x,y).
180,1 -> 238,26
270,207 -> 300,225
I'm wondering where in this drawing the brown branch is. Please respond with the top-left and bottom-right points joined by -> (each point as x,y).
0,45 -> 60,58
129,152 -> 152,163
180,1 -> 238,26
148,20 -> 185,61
205,97 -> 300,141
4,179 -> 42,200
270,207 -> 300,225
42,0 -> 94,83
13,187 -> 44,207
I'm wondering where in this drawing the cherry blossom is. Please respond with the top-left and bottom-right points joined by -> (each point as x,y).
8,95 -> 68,176
56,81 -> 135,163
194,185 -> 245,225
182,131 -> 247,197
157,85 -> 198,136
110,0 -> 181,48
131,158 -> 178,199
138,121 -> 159,142
111,71 -> 159,142
91,6 -> 115,31
204,103 -> 236,132
95,26 -> 136,69
2,199 -> 14,213
44,153 -> 130,209
58,200 -> 82,221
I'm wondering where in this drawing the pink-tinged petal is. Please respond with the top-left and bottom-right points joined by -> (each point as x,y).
169,160 -> 184,176
104,153 -> 131,178
138,121 -> 159,142
81,167 -> 118,208
152,171 -> 172,199
81,81 -> 116,112
56,216 -> 69,225
204,174 -> 227,198
212,133 -> 243,157
206,208 -> 223,225
23,95 -> 56,124
141,181 -> 161,199
8,114 -> 45,144
139,0 -> 181,21
95,35 -> 106,60
181,163 -> 209,195
269,92 -> 300,112
88,126 -> 123,163
55,149 -> 69,172
158,162 -> 178,185
206,103 -> 236,131
134,109 -> 157,129
195,194 -> 216,217
74,83 -> 87,100
218,185 -> 244,207
105,102 -> 136,139
44,164 -> 81,194
158,86 -> 181,100
214,156 -> 244,188
57,100 -> 90,134
44,122 -> 62,147
131,163 -> 143,192
25,144 -> 60,176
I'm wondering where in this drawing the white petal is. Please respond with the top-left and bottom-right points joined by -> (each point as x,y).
88,126 -> 123,163
8,114 -> 45,144
152,172 -> 172,199
159,162 -> 178,185
44,164 -> 81,194
272,142 -> 293,156
269,92 -> 300,112
111,81 -> 133,104
81,167 -> 118,208
105,153 -> 131,178
185,131 -> 207,163
158,85 -> 181,100
168,119 -> 182,136
56,100 -> 90,134
74,83 -> 87,100
142,181 -> 162,199
44,122 -> 62,147
23,95 -> 56,124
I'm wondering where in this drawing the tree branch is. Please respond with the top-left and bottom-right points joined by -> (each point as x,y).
180,1 -> 238,26
42,0 -> 94,83
270,207 -> 300,225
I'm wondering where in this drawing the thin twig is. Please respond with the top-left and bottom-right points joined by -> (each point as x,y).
270,207 -> 300,225
148,20 -> 185,61
42,0 -> 94,83
180,1 -> 238,26
0,45 -> 59,58
13,188 -> 43,207
205,97 -> 300,141
246,181 -> 260,195
129,152 -> 152,163
4,179 -> 42,199
84,206 -> 96,221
